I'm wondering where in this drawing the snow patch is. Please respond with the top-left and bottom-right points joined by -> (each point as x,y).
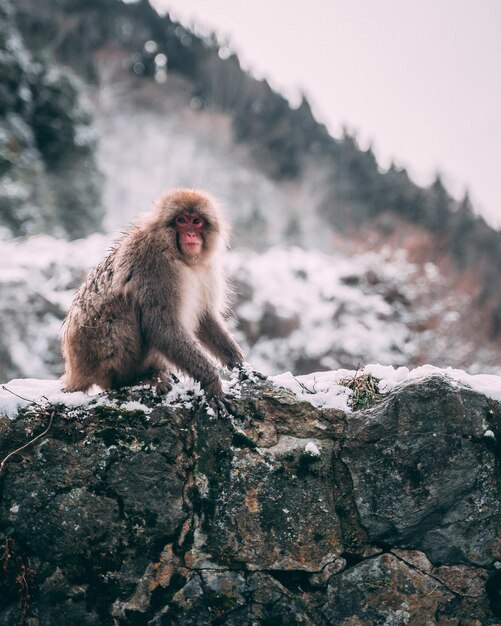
271,370 -> 354,411
305,442 -> 321,456
229,246 -> 423,375
118,401 -> 153,414
0,378 -> 92,418
0,378 -> 154,419
272,364 -> 501,410
364,363 -> 501,403
163,377 -> 204,408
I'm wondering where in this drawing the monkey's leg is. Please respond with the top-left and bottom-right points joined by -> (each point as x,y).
87,304 -> 144,390
196,313 -> 244,368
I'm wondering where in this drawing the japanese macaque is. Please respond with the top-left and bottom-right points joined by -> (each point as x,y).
61,189 -> 244,397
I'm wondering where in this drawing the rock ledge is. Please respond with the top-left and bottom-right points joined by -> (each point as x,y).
0,375 -> 500,624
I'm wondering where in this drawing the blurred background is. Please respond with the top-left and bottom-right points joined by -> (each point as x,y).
1,0 -> 500,381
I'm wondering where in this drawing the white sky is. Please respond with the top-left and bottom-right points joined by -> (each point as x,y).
153,0 -> 501,228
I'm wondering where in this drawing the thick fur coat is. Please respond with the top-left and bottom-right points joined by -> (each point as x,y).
61,189 -> 243,395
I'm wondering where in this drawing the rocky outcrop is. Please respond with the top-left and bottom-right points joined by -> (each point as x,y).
0,374 -> 500,624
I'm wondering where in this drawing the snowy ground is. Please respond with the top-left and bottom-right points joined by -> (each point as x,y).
2,365 -> 501,429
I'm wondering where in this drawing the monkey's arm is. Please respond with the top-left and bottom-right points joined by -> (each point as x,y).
196,312 -> 244,368
143,310 -> 224,396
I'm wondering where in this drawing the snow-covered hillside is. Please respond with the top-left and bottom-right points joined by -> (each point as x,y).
1,230 -> 486,383
0,234 -> 110,380
1,78 -> 499,384
229,246 -> 424,374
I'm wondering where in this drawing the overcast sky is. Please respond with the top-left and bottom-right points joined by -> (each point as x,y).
154,0 -> 501,228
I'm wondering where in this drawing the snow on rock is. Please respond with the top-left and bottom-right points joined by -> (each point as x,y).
365,363 -> 501,403
3,362 -> 501,420
304,441 -> 321,456
164,378 -> 205,408
272,363 -> 501,411
0,377 -> 155,419
271,370 -> 354,411
0,378 -> 93,418
0,372 -> 248,421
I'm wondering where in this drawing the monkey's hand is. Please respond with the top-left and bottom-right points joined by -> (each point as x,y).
151,371 -> 173,395
203,376 -> 224,399
232,362 -> 267,382
202,375 -> 241,418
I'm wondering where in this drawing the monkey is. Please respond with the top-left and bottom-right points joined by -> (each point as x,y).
61,188 -> 245,397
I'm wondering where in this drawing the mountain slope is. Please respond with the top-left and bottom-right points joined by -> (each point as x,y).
11,0 -> 501,339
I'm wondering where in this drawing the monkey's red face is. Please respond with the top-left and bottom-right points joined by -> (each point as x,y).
175,213 -> 206,257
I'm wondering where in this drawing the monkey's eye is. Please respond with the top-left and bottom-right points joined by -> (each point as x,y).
176,216 -> 188,225
193,218 -> 204,226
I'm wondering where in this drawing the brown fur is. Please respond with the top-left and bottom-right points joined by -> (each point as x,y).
61,189 -> 244,396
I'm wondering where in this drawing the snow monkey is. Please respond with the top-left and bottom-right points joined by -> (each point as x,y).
61,189 -> 244,397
